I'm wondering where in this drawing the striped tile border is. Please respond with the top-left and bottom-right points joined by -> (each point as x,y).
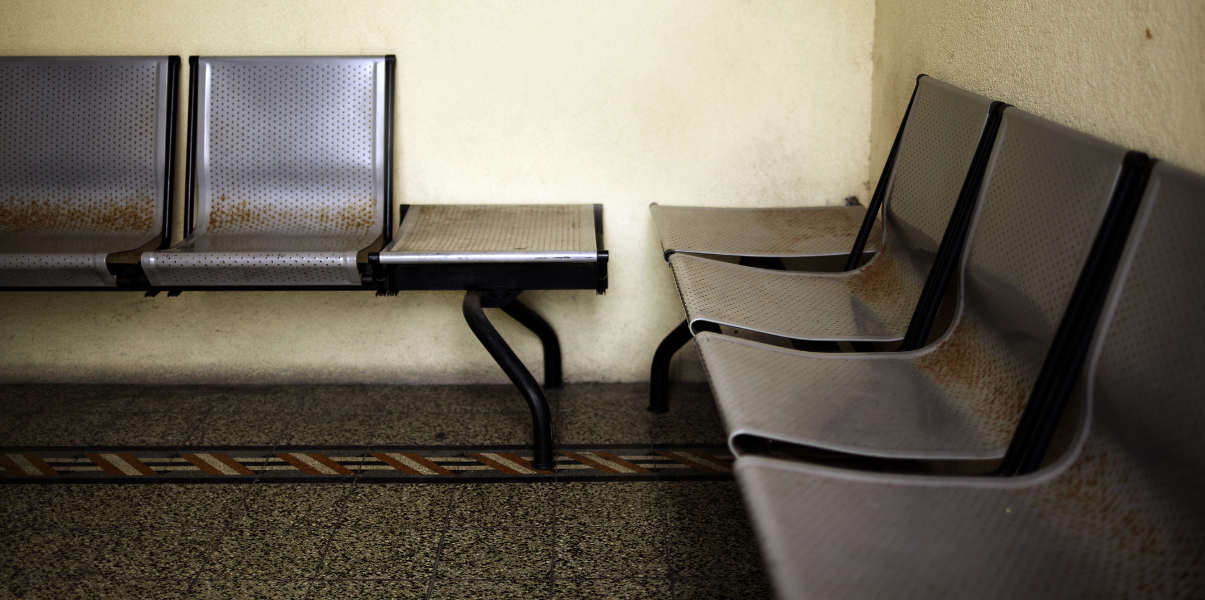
0,446 -> 733,483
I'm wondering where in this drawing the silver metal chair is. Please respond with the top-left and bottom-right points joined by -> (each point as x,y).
0,57 -> 177,287
142,56 -> 391,287
734,161 -> 1205,599
650,77 -> 995,411
697,107 -> 1130,460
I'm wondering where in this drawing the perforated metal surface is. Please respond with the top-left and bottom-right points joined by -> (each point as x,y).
142,56 -> 386,287
0,57 -> 169,286
670,77 -> 991,342
698,107 -> 1128,459
381,204 -> 597,264
650,203 -> 881,258
732,162 -> 1205,600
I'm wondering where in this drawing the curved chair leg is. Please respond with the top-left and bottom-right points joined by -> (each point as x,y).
463,291 -> 555,470
649,319 -> 693,413
501,298 -> 563,389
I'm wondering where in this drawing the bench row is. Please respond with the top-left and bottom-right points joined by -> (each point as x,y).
650,76 -> 1205,597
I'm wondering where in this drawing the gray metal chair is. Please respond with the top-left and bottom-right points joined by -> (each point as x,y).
0,57 -> 177,287
142,56 -> 390,287
671,77 -> 993,343
697,107 -> 1130,460
733,161 -> 1205,599
650,203 -> 882,259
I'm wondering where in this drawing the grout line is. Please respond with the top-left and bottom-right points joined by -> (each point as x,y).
423,483 -> 459,600
301,474 -> 357,600
183,480 -> 259,596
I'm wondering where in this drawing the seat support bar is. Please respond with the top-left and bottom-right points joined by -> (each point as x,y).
648,319 -> 693,413
462,291 -> 555,470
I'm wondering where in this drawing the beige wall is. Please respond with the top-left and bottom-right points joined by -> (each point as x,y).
0,0 -> 876,383
870,1 -> 1205,185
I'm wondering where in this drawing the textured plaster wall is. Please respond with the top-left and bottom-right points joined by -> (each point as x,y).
0,0 -> 875,383
870,1 -> 1205,187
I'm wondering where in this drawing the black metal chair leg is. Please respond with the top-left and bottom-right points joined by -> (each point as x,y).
463,291 -> 555,470
501,297 -> 563,389
649,319 -> 693,413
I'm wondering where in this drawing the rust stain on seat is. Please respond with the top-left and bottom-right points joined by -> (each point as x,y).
846,252 -> 908,305
208,194 -> 375,233
1,195 -> 155,233
916,319 -> 1031,446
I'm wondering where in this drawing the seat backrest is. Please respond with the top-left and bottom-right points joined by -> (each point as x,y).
1030,161 -> 1205,595
189,56 -> 387,240
914,108 -> 1129,449
0,57 -> 172,240
875,76 -> 993,274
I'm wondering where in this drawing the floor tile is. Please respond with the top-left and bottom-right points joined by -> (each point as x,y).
659,480 -> 748,526
308,579 -> 427,599
556,482 -> 671,528
234,484 -> 351,528
202,524 -> 333,579
11,484 -> 248,531
437,527 -> 554,579
449,482 -> 555,528
318,525 -> 441,580
5,409 -> 196,446
340,484 -> 454,528
90,525 -> 222,579
0,528 -> 102,579
673,574 -> 774,599
554,383 -> 725,445
3,576 -> 192,600
429,578 -> 552,600
552,577 -> 672,600
665,519 -> 765,579
190,579 -> 312,599
554,525 -> 668,578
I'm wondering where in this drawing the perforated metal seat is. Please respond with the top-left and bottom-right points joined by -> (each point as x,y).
697,107 -> 1130,459
650,203 -> 882,258
142,56 -> 390,287
733,161 -> 1205,599
0,57 -> 174,287
670,77 -> 992,341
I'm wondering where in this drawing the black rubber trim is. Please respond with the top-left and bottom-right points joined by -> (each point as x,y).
997,152 -> 1153,476
900,101 -> 1009,350
160,56 -> 180,249
383,55 -> 396,243
183,56 -> 200,237
844,74 -> 925,271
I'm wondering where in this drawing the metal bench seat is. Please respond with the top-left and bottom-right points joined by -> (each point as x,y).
733,161 -> 1205,599
698,107 -> 1132,460
650,203 -> 882,258
668,77 -> 992,343
377,203 -> 605,292
0,57 -> 177,287
141,56 -> 390,288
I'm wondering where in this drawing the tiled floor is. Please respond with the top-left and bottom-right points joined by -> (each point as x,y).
0,384 -> 770,599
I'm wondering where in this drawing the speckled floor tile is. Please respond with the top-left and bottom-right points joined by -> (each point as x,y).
672,574 -> 774,599
318,525 -> 442,580
233,484 -> 351,528
554,525 -> 668,578
189,579 -> 312,599
340,483 -> 454,528
90,526 -> 222,579
552,577 -> 672,599
201,524 -> 333,579
308,579 -> 427,599
0,528 -> 102,579
553,383 -> 725,445
660,480 -> 748,527
429,578 -> 552,600
665,519 -> 765,579
556,482 -> 671,528
436,526 -> 554,579
3,577 -> 192,600
448,482 -> 555,528
6,484 -> 249,531
5,409 -> 197,446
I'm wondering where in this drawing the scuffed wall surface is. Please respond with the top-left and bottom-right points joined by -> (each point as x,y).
0,0 -> 875,383
871,1 -> 1205,186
